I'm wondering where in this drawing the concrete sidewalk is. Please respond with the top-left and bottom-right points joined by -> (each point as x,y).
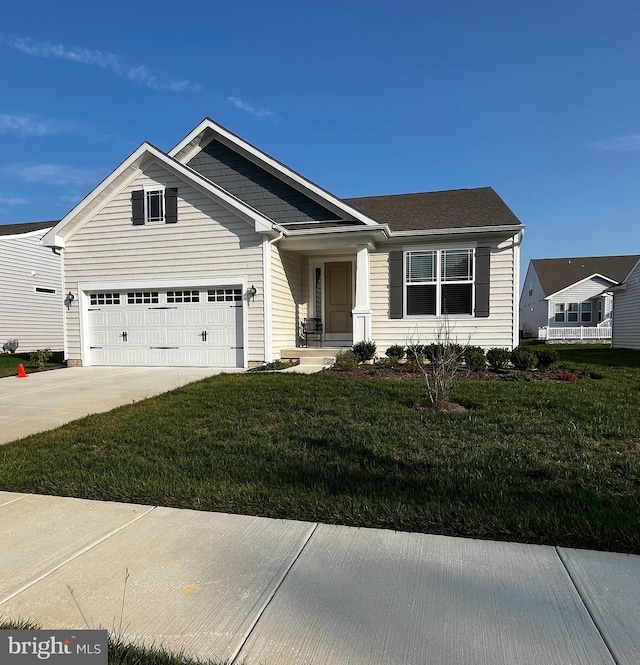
0,493 -> 638,664
0,366 -> 240,445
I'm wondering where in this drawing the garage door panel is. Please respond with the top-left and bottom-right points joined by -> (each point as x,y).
88,287 -> 244,368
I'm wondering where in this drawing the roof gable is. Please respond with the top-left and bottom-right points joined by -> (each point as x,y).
532,255 -> 640,297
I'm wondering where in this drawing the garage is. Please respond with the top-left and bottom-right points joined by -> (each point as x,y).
86,287 -> 244,367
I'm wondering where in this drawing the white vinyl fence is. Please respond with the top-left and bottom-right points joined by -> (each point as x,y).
538,326 -> 612,341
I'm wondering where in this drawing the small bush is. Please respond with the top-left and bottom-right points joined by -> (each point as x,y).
2,339 -> 19,354
333,350 -> 358,370
29,348 -> 53,369
510,346 -> 537,371
535,348 -> 558,370
385,345 -> 405,359
502,372 -> 532,382
486,347 -> 511,370
263,360 -> 289,371
352,340 -> 377,362
464,346 -> 487,372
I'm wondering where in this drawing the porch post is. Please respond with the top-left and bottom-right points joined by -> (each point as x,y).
352,244 -> 373,343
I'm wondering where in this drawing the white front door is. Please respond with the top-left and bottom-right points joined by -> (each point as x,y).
87,287 -> 243,367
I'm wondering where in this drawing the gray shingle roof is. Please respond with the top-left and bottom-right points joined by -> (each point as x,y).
343,187 -> 522,232
532,255 -> 640,297
0,221 -> 58,236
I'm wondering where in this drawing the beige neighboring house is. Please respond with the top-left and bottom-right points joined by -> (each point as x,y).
41,118 -> 524,368
0,221 -> 64,352
520,255 -> 640,341
611,257 -> 640,350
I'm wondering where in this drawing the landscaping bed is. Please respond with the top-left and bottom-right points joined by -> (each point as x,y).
0,351 -> 65,378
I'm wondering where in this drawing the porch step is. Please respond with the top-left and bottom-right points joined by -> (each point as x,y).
280,347 -> 346,367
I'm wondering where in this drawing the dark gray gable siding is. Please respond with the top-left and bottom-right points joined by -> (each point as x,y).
187,139 -> 343,225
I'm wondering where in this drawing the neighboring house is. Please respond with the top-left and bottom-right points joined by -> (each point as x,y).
0,221 -> 64,352
611,257 -> 640,350
520,255 -> 640,341
42,118 -> 524,368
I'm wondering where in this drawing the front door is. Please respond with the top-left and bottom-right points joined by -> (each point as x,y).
325,261 -> 353,338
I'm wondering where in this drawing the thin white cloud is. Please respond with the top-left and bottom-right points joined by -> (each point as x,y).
0,194 -> 27,205
591,134 -> 640,152
1,35 -> 201,93
1,163 -> 101,187
227,96 -> 275,120
0,113 -> 71,136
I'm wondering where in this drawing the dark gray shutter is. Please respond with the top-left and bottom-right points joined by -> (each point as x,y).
389,251 -> 404,319
165,187 -> 178,224
131,190 -> 144,225
474,246 -> 491,317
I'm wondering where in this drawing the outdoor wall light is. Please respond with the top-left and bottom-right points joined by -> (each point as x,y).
64,292 -> 75,309
248,285 -> 257,301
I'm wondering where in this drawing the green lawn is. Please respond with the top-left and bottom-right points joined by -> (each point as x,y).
0,352 -> 65,378
0,345 -> 639,553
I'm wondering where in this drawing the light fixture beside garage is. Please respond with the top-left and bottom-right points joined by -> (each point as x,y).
248,284 -> 257,302
64,292 -> 75,309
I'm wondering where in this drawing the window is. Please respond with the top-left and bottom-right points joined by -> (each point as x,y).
597,300 -> 603,322
405,249 -> 473,316
127,291 -> 159,304
581,301 -> 592,322
567,303 -> 579,322
554,303 -> 565,323
208,288 -> 242,302
34,287 -> 56,294
90,292 -> 120,306
145,187 -> 165,223
167,290 -> 199,303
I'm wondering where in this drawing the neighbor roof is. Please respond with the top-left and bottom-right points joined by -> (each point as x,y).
343,187 -> 522,232
0,221 -> 58,236
532,255 -> 640,297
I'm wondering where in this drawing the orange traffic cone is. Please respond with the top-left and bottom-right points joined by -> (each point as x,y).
16,364 -> 28,379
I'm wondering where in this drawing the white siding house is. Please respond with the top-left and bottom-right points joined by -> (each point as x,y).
612,258 -> 640,350
42,118 -> 524,368
0,222 -> 64,352
520,255 -> 640,341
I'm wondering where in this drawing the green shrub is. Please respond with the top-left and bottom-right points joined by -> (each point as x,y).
510,346 -> 537,371
535,348 -> 558,370
464,346 -> 487,371
333,350 -> 358,370
385,345 -> 405,359
486,347 -> 511,370
352,340 -> 377,362
501,371 -> 532,382
29,348 -> 53,369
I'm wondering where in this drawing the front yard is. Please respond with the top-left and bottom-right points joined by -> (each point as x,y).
0,351 -> 64,378
0,344 -> 638,553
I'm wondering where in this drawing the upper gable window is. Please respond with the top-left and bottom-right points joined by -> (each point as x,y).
145,186 -> 165,224
132,187 -> 178,226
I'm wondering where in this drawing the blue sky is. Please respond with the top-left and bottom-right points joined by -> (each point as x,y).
1,0 -> 639,278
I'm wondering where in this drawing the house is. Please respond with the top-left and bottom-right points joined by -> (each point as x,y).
520,255 -> 640,341
611,257 -> 640,350
41,118 -> 524,368
0,221 -> 64,352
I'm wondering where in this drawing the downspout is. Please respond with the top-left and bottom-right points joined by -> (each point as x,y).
51,246 -> 68,362
513,229 -> 524,349
262,231 -> 285,364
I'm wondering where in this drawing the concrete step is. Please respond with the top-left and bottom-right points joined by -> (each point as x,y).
281,347 -> 345,360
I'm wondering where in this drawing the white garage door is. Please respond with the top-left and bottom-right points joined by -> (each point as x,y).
87,287 -> 244,367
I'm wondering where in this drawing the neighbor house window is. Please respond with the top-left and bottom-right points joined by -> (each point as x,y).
145,187 -> 165,223
567,303 -> 579,322
554,303 -> 565,322
597,300 -> 603,322
405,248 -> 473,316
581,301 -> 592,322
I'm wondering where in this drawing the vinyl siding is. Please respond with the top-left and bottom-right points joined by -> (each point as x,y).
270,246 -> 305,357
612,261 -> 640,349
64,161 -> 265,364
187,139 -> 342,225
546,277 -> 613,328
519,264 -> 548,336
370,237 -> 517,350
0,230 -> 64,351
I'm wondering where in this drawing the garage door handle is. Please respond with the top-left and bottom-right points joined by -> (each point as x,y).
120,331 -> 128,342
200,330 -> 208,342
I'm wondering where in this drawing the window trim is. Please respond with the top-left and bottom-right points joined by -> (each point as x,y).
403,246 -> 475,317
143,184 -> 165,224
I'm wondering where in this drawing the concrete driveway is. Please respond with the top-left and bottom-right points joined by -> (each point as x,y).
0,366 -> 240,445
